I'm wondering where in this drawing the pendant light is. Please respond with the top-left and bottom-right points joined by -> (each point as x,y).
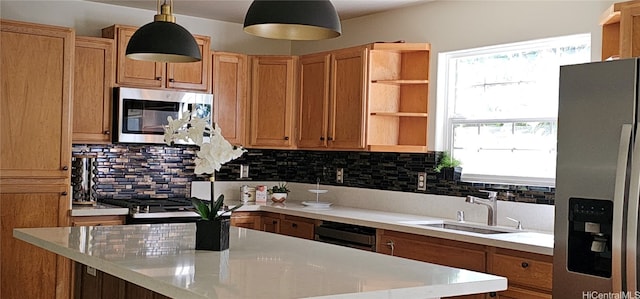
243,0 -> 342,40
126,0 -> 201,63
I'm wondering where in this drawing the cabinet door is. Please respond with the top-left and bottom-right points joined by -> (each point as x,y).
73,37 -> 115,144
298,53 -> 330,148
166,35 -> 210,92
1,20 -> 74,179
279,216 -> 315,240
620,4 -> 640,58
262,216 -> 280,233
72,215 -> 125,227
490,286 -> 552,299
0,186 -> 71,299
329,47 -> 367,149
230,212 -> 261,230
487,248 -> 553,294
249,56 -> 297,148
212,52 -> 247,146
376,230 -> 486,272
107,25 -> 164,88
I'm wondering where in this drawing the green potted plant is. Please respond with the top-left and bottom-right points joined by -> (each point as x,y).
268,182 -> 290,203
191,194 -> 243,251
434,152 -> 462,181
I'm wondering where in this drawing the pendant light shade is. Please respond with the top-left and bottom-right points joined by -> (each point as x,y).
126,0 -> 201,63
243,0 -> 342,40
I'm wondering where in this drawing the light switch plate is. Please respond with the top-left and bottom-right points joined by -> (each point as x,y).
336,168 -> 344,184
417,172 -> 426,191
240,164 -> 250,178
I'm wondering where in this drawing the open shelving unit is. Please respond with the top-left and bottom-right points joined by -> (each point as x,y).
367,43 -> 430,152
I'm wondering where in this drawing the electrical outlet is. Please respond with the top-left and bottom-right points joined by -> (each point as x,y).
417,172 -> 426,191
240,164 -> 250,178
336,168 -> 344,184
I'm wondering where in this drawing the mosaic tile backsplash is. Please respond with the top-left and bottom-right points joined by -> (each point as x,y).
72,145 -> 555,204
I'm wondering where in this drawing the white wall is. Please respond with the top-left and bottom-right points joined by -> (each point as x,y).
0,0 -> 291,55
291,0 -> 614,150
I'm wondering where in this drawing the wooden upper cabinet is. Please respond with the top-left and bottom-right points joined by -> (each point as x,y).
248,55 -> 297,148
0,19 -> 73,179
329,46 -> 368,150
298,53 -> 330,149
102,24 -> 210,92
212,52 -> 247,146
73,36 -> 115,144
167,37 -> 210,91
601,0 -> 640,60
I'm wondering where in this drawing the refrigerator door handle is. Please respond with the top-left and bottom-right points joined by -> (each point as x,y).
626,125 -> 640,294
613,124 -> 633,294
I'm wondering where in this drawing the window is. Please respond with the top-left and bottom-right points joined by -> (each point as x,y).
438,34 -> 591,187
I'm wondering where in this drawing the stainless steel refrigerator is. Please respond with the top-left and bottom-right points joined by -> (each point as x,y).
554,58 -> 640,297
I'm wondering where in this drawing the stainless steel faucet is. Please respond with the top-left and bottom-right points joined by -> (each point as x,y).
465,190 -> 498,226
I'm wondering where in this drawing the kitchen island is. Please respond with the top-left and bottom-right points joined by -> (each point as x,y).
15,224 -> 506,299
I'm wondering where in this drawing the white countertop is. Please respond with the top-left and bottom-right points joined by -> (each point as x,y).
70,203 -> 128,217
14,224 -> 507,299
69,200 -> 553,255
232,201 -> 554,256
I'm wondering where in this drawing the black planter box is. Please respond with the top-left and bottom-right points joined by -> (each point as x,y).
195,217 -> 230,251
440,166 -> 462,181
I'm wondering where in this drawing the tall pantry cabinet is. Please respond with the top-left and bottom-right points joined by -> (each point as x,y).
0,19 -> 73,299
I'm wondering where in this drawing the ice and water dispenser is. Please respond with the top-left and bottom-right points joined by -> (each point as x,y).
568,197 -> 613,278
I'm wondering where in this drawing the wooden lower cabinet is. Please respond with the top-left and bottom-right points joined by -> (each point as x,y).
230,211 -> 261,230
0,187 -> 72,299
376,229 -> 487,299
279,214 -> 316,240
75,265 -> 170,299
488,286 -> 552,299
71,215 -> 126,226
261,213 -> 280,233
487,248 -> 553,298
231,212 -> 317,239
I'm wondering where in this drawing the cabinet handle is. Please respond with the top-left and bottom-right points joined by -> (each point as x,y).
284,136 -> 289,140
273,220 -> 278,225
489,292 -> 497,297
169,78 -> 175,82
62,166 -> 69,171
521,261 -> 529,268
320,136 -> 325,141
386,240 -> 395,256
155,77 -> 162,81
292,223 -> 298,228
327,137 -> 333,141
61,191 -> 68,196
104,130 -> 110,135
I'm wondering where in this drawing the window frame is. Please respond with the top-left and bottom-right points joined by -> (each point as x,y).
437,34 -> 591,187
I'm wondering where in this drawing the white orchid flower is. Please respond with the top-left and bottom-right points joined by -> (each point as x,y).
164,110 -> 246,175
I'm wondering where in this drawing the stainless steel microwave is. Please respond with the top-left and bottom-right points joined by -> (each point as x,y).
113,87 -> 213,144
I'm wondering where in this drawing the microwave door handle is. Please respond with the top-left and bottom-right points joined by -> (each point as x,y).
613,124 -> 633,294
626,126 -> 640,294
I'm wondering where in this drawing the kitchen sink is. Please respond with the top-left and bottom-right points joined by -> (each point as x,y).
398,220 -> 519,234
420,223 -> 513,234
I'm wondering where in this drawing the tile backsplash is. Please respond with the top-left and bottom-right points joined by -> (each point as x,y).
73,144 -> 555,204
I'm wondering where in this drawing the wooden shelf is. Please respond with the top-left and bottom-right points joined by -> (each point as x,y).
370,112 -> 428,117
371,79 -> 429,84
368,144 -> 428,153
370,42 -> 431,52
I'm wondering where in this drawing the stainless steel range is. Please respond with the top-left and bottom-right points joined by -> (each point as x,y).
100,198 -> 201,224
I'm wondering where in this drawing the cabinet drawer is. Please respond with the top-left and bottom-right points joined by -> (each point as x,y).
279,217 -> 315,240
490,252 -> 552,291
492,286 -> 552,299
